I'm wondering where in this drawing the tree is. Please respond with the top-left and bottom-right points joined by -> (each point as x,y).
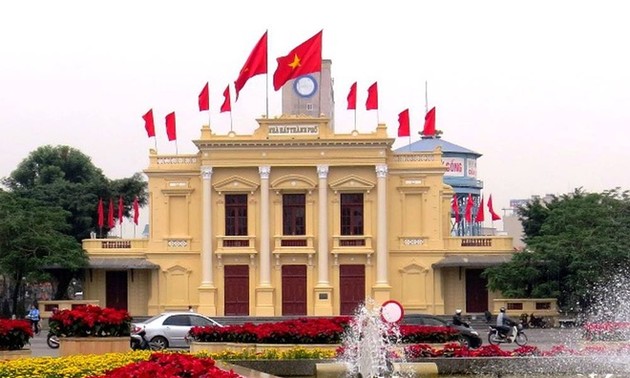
1,145 -> 148,299
0,191 -> 86,315
3,145 -> 148,242
484,188 -> 630,313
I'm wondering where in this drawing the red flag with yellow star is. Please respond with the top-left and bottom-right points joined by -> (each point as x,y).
273,31 -> 322,91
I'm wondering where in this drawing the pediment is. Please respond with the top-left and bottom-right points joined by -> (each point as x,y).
399,263 -> 429,274
329,175 -> 375,192
213,176 -> 259,194
271,175 -> 317,191
163,264 -> 191,274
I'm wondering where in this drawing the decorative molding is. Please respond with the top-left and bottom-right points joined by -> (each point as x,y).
392,153 -> 435,162
375,164 -> 388,178
167,239 -> 189,248
329,175 -> 375,193
271,174 -> 317,192
317,165 -> 329,179
259,166 -> 271,179
157,157 -> 198,165
201,166 -> 213,180
213,176 -> 260,194
402,238 -> 425,246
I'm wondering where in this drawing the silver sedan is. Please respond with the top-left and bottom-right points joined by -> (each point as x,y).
130,312 -> 222,349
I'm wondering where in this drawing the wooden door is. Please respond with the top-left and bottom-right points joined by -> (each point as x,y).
282,265 -> 307,315
105,271 -> 128,310
339,264 -> 365,315
465,269 -> 488,313
224,265 -> 249,315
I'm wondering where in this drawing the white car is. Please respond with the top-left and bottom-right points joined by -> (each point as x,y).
130,312 -> 222,349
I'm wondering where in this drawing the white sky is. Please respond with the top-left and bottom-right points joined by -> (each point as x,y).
2,1 -> 629,234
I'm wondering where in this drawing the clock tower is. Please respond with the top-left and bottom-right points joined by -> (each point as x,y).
281,59 -> 335,130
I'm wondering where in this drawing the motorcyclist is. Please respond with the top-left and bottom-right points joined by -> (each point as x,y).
496,307 -> 516,341
452,309 -> 469,327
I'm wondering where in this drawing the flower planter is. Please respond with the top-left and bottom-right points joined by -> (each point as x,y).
189,341 -> 339,354
0,349 -> 32,360
59,337 -> 130,356
189,341 -> 256,354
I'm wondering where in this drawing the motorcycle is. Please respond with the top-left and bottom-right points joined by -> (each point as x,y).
449,322 -> 483,349
47,332 -> 59,349
130,329 -> 161,351
488,323 -> 528,346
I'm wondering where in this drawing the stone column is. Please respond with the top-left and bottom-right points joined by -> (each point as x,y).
314,165 -> 333,315
198,166 -> 217,315
317,165 -> 329,285
255,165 -> 274,315
258,166 -> 271,286
373,164 -> 391,302
201,166 -> 214,286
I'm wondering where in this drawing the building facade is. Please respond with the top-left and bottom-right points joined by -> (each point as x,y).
82,115 -> 514,317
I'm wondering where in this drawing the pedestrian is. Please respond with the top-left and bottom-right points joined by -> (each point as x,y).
27,304 -> 41,335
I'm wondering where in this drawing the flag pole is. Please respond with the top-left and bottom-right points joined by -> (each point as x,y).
175,140 -> 178,155
265,29 -> 269,118
229,110 -> 234,132
353,109 -> 356,131
425,80 -> 428,113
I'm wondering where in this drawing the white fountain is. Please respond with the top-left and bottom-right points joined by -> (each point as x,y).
338,298 -> 404,377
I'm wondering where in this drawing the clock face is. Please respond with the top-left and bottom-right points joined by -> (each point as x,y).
294,75 -> 317,98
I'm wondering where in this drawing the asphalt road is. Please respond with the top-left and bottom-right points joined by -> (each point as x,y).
27,327 -> 586,358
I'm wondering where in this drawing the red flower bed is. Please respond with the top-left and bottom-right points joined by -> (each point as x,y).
398,325 -> 460,344
188,317 -> 458,345
582,321 -> 630,341
90,352 -> 241,378
0,319 -> 33,350
49,305 -> 132,337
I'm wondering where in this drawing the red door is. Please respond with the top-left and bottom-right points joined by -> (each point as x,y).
106,271 -> 128,310
466,269 -> 488,313
224,265 -> 249,315
282,265 -> 307,315
339,265 -> 365,315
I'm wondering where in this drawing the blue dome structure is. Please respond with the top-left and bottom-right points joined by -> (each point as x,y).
395,136 -> 484,236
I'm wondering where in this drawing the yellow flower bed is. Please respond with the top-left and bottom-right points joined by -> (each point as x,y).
0,351 -> 151,378
0,348 -> 336,377
197,346 -> 337,360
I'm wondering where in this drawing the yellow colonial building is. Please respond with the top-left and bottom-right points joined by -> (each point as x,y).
82,64 -> 514,317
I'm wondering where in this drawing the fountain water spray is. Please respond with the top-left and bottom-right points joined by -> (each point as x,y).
338,297 -> 410,377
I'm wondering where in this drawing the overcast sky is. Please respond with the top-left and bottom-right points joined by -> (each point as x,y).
2,1 -> 629,233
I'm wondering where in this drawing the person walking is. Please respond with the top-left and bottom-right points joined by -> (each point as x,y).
27,304 -> 41,335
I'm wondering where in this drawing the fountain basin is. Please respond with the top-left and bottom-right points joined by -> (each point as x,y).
228,356 -> 629,376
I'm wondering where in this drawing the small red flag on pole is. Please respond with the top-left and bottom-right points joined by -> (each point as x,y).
97,198 -> 104,229
464,194 -> 474,223
133,196 -> 140,225
423,107 -> 436,136
198,82 -> 209,111
475,195 -> 485,222
347,82 -> 357,110
142,109 -> 155,138
107,198 -> 115,229
165,112 -> 177,141
397,109 -> 410,137
366,82 -> 378,110
118,196 -> 124,225
452,194 -> 460,223
221,85 -> 231,113
488,194 -> 501,221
